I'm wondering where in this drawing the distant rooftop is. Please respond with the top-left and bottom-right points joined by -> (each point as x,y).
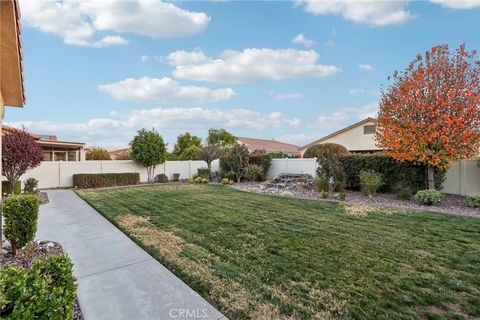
236,137 -> 300,154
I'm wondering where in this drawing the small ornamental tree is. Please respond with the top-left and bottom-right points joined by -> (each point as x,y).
130,129 -> 166,183
86,147 -> 111,160
221,143 -> 249,182
2,128 -> 43,194
200,144 -> 220,177
377,44 -> 480,189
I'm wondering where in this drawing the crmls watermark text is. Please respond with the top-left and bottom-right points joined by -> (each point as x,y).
169,308 -> 209,319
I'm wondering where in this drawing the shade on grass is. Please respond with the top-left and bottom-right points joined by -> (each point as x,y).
77,184 -> 480,319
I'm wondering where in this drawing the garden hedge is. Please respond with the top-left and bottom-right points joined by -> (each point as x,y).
0,255 -> 77,320
2,181 -> 21,195
340,154 -> 444,192
3,194 -> 40,255
73,173 -> 140,189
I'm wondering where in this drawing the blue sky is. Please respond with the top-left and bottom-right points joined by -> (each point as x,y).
6,0 -> 480,149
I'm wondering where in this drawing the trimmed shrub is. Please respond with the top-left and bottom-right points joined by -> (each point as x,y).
359,170 -> 383,197
415,189 -> 444,205
248,153 -> 272,180
2,181 -> 21,195
303,143 -> 349,159
196,168 -> 211,179
313,177 -> 329,193
338,192 -> 346,201
3,195 -> 39,255
194,177 -> 208,184
172,173 -> 181,182
245,164 -> 263,181
73,173 -> 140,189
222,178 -> 234,185
0,255 -> 77,320
154,174 -> 169,183
340,154 -> 445,193
23,178 -> 39,194
466,195 -> 480,208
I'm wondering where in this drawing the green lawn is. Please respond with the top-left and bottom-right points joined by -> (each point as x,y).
76,184 -> 480,320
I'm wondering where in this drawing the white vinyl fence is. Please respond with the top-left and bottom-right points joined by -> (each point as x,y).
442,160 -> 480,196
11,158 -> 479,196
14,158 -> 316,189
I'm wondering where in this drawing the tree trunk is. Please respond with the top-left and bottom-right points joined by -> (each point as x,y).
8,180 -> 15,195
427,166 -> 435,189
11,243 -> 16,256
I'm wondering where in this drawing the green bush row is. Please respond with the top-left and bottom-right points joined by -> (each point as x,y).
0,255 -> 77,320
3,195 -> 39,255
340,154 -> 444,193
73,173 -> 140,189
2,181 -> 21,195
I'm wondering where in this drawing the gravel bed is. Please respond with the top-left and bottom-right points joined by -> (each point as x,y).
232,182 -> 480,218
1,240 -> 84,320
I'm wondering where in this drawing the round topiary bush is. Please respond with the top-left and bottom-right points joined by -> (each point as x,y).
303,143 -> 350,159
415,189 -> 444,205
154,174 -> 169,183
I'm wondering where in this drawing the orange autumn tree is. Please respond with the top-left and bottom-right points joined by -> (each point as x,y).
377,44 -> 480,189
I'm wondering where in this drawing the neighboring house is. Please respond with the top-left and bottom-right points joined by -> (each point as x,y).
2,126 -> 86,161
301,117 -> 383,154
108,147 -> 130,160
236,137 -> 300,156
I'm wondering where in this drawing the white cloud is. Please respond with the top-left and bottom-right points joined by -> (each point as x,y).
298,0 -> 415,27
292,33 -> 315,47
430,0 -> 480,9
349,88 -> 365,95
274,133 -> 318,146
315,102 -> 378,129
325,40 -> 335,48
167,50 -> 209,66
358,63 -> 374,71
98,77 -> 236,103
6,107 -> 300,146
20,0 -> 210,47
169,48 -> 341,83
141,55 -> 149,63
269,90 -> 304,100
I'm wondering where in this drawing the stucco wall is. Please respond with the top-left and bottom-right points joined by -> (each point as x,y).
303,120 -> 379,152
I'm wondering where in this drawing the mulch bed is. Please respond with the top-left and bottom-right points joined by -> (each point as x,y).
1,240 -> 84,320
232,182 -> 480,218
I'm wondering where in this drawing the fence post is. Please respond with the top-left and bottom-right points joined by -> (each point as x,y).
189,160 -> 192,178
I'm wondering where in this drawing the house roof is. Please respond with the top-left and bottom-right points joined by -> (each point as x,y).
302,117 -> 378,150
2,125 -> 85,148
0,0 -> 25,107
236,137 -> 300,154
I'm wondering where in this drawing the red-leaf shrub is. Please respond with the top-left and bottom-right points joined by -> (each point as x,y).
2,128 -> 43,194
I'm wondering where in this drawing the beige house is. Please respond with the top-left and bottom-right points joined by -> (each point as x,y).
301,117 -> 383,154
236,137 -> 300,156
2,126 -> 86,161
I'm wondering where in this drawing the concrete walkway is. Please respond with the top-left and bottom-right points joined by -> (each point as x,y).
36,190 -> 226,320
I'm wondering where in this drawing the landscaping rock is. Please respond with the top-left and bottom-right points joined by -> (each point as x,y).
232,181 -> 479,218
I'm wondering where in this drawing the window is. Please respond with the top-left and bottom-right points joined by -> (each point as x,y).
42,150 -> 52,161
68,150 -> 78,162
363,125 -> 376,134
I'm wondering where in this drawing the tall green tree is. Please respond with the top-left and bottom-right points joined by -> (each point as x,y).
173,133 -> 202,160
207,129 -> 236,147
130,129 -> 166,183
86,147 -> 111,160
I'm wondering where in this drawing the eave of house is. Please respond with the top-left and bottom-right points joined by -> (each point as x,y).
0,0 -> 25,108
